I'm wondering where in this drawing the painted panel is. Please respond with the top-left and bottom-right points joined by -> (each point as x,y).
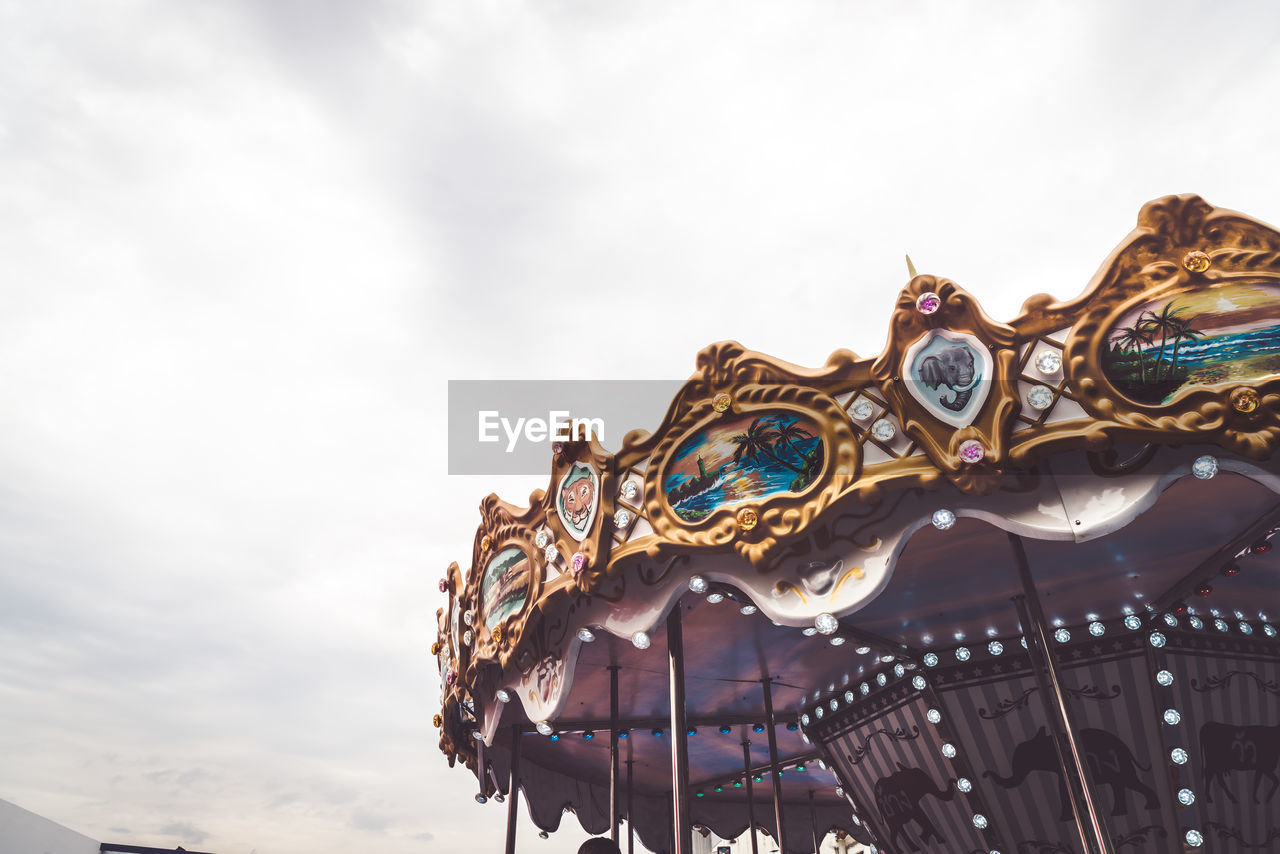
555,462 -> 598,542
480,546 -> 530,630
662,412 -> 824,523
903,329 -> 993,428
1103,282 -> 1280,405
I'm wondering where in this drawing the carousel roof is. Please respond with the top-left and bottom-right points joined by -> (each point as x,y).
436,194 -> 1280,854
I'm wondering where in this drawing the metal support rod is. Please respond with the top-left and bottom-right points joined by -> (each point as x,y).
610,665 -> 621,843
808,790 -> 819,854
503,726 -> 521,854
761,677 -> 788,854
742,740 -> 759,854
668,603 -> 693,854
1010,533 -> 1115,854
626,758 -> 635,854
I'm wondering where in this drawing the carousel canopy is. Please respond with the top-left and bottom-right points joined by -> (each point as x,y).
436,194 -> 1280,854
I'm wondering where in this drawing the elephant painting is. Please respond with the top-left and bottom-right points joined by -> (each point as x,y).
1200,722 -> 1280,804
983,727 -> 1159,821
903,330 -> 991,427
872,762 -> 955,852
916,345 -> 980,413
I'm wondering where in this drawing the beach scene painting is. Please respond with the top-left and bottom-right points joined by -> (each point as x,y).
480,546 -> 531,629
1102,283 -> 1280,405
662,412 -> 824,523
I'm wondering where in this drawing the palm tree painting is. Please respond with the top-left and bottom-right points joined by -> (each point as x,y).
663,412 -> 825,522
1102,283 -> 1280,405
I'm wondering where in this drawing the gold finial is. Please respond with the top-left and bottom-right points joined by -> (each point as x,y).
905,255 -> 918,278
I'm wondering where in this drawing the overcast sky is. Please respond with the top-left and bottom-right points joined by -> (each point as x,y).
3,2 -> 1280,853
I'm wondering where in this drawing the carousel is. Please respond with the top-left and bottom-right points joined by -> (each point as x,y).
434,194 -> 1280,854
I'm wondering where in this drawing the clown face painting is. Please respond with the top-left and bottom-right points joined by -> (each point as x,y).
556,463 -> 599,541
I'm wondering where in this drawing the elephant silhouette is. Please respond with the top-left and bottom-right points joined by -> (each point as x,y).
983,727 -> 1159,821
1200,722 -> 1280,804
872,762 -> 955,853
916,345 -> 979,412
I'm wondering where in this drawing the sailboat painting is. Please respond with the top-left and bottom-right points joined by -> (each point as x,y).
1102,282 -> 1280,405
662,412 -> 825,523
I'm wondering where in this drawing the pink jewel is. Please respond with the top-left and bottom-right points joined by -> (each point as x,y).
438,579 -> 448,593
446,670 -> 456,686
571,552 -> 587,573
915,292 -> 941,315
551,442 -> 565,454
957,439 -> 985,464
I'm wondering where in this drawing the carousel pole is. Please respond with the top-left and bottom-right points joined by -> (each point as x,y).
626,757 -> 635,854
503,726 -> 522,854
610,665 -> 621,843
760,677 -> 789,854
668,603 -> 693,854
807,789 -> 819,854
742,740 -> 759,854
1009,533 -> 1116,854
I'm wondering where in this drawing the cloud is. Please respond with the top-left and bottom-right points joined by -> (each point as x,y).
160,821 -> 212,844
1,3 -> 1279,854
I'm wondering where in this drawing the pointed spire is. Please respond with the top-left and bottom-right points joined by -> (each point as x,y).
905,254 -> 918,278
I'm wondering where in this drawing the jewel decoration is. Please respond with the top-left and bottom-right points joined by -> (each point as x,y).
438,578 -> 449,593
1164,709 -> 1181,725
851,398 -> 875,420
480,535 -> 491,552
1192,455 -> 1218,479
712,393 -> 732,413
1035,349 -> 1062,376
1171,748 -> 1188,764
915,292 -> 941,315
433,714 -> 443,728
1055,628 -> 1070,643
1089,621 -> 1105,637
614,509 -> 632,528
941,743 -> 957,758
620,480 -> 640,500
955,647 -> 970,661
492,625 -> 505,644
1182,250 -> 1211,273
1026,384 -> 1053,410
737,507 -> 759,532
957,439 -> 985,464
932,509 -> 956,530
871,418 -> 896,441
1150,631 -> 1166,647
536,721 -> 554,736
988,640 -> 1003,655
1156,670 -> 1174,686
688,575 -> 708,593
815,612 -> 838,635
631,631 -> 650,649
535,530 -> 550,549
1178,788 -> 1195,805
570,552 -> 587,573
1231,386 -> 1261,413
544,544 -> 559,563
